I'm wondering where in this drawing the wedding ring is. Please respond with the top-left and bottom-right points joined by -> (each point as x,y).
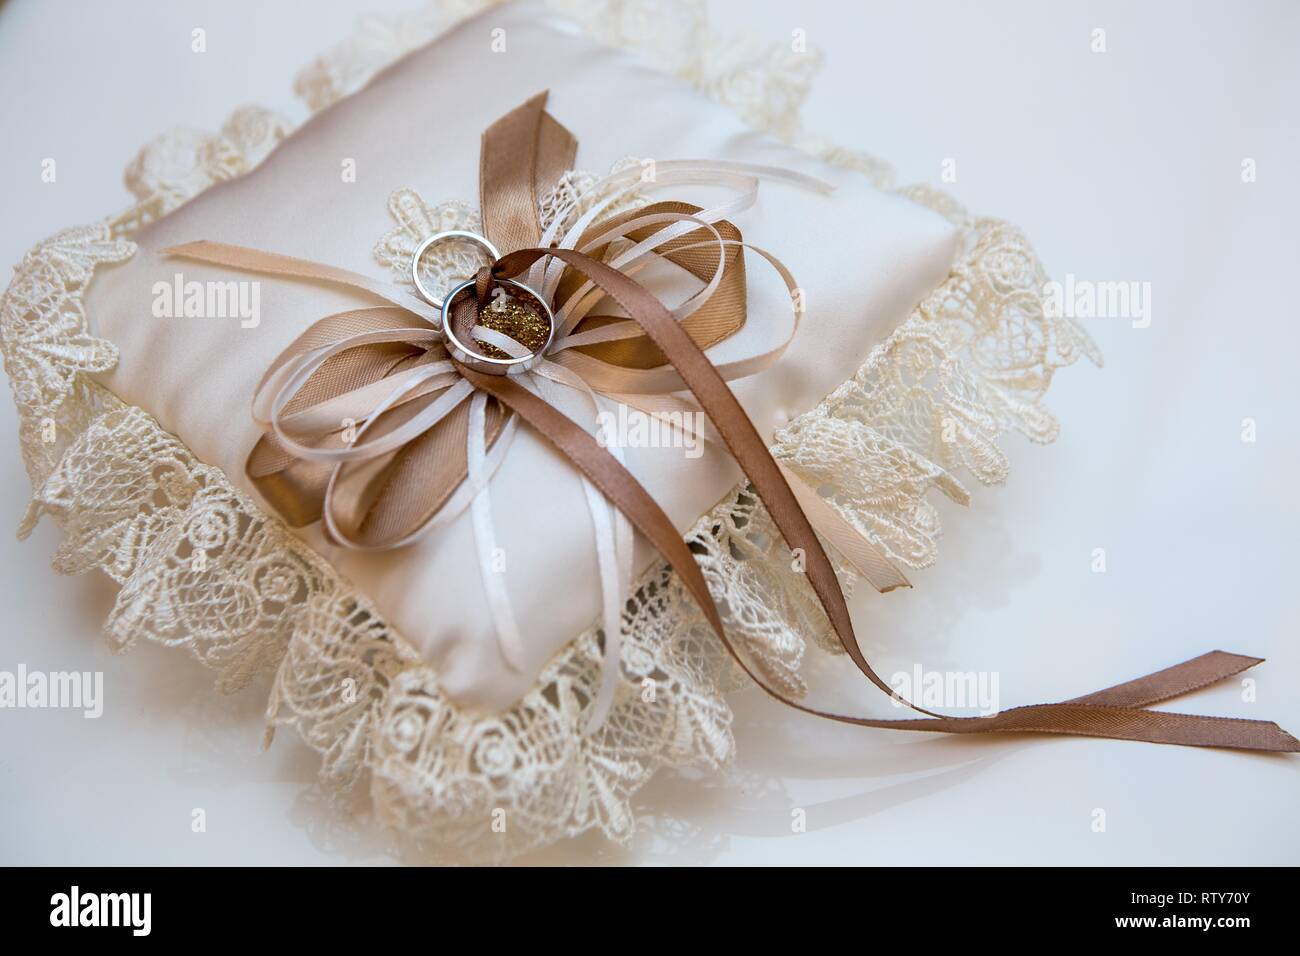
441,277 -> 555,376
410,230 -> 502,308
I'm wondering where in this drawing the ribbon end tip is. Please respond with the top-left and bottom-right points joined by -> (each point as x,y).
1273,726 -> 1300,753
1209,649 -> 1266,669
158,240 -> 209,258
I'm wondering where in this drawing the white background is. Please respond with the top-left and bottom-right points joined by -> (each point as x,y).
0,0 -> 1296,865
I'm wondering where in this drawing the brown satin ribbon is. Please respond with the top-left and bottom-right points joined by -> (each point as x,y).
169,93 -> 1297,753
451,247 -> 1298,752
479,90 -> 576,254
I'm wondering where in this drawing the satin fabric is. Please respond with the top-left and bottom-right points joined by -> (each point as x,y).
86,2 -> 959,711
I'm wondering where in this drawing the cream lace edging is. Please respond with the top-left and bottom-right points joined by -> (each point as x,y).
0,0 -> 1100,861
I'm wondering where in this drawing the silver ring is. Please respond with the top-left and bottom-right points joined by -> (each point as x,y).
441,278 -> 555,376
410,230 -> 501,308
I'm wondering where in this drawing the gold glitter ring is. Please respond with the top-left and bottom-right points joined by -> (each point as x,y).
441,277 -> 555,376
410,230 -> 501,309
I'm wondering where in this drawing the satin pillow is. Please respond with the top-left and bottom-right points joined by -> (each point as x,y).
86,1 -> 959,711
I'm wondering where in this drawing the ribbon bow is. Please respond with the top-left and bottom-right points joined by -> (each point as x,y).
165,93 -> 1297,751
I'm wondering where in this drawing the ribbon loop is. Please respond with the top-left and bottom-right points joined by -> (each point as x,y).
479,90 -> 577,254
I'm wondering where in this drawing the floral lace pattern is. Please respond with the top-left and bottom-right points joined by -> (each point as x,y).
374,192 -> 483,301
374,158 -> 651,304
0,0 -> 1098,861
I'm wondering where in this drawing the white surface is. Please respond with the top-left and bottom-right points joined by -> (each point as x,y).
1,0 -> 1297,865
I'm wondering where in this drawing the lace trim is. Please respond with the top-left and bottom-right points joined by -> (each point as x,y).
1,0 -> 1099,861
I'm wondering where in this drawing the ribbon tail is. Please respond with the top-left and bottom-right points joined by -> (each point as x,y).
871,651 -> 1297,751
1064,649 -> 1264,708
776,461 -> 911,592
162,240 -> 442,325
581,475 -> 624,733
603,389 -> 911,594
533,372 -> 628,733
468,391 -> 527,671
